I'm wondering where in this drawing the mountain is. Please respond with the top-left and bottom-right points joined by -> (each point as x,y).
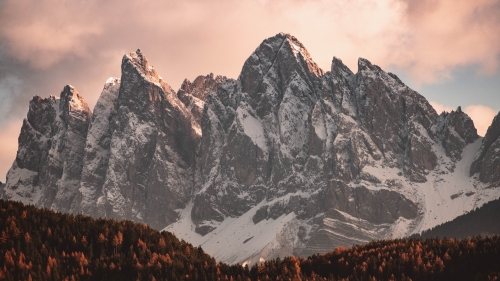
2,33 -> 500,265
1,86 -> 91,212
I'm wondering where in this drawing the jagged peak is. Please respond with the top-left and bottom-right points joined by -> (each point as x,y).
122,49 -> 166,87
282,33 -> 324,77
60,85 -> 91,114
438,105 -> 473,123
247,33 -> 324,77
444,106 -> 471,121
358,57 -> 383,73
178,73 -> 229,106
470,111 -> 500,178
331,56 -> 354,77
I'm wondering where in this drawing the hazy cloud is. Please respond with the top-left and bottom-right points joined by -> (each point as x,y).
430,101 -> 455,115
463,105 -> 499,137
1,0 -> 499,85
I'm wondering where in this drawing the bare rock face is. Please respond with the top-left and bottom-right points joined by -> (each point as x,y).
70,78 -> 121,217
86,50 -> 198,229
193,33 -> 436,230
188,33 -> 489,261
435,106 -> 479,162
470,112 -> 500,184
177,73 -> 228,135
2,86 -> 91,212
2,50 -> 225,230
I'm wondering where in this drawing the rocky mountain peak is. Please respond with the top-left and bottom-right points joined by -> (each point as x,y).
435,107 -> 478,161
357,57 -> 381,72
123,49 -> 166,88
2,85 -> 92,211
26,95 -> 58,136
3,35 -> 500,266
59,85 -> 92,125
177,73 -> 230,137
283,33 -> 324,77
178,73 -> 228,105
330,56 -> 354,79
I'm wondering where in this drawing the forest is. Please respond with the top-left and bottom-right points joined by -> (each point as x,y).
0,199 -> 499,281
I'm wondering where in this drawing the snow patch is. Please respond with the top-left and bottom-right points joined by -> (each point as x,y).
165,200 -> 296,265
237,106 -> 267,152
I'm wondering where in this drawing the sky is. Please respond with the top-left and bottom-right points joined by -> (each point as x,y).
0,0 -> 499,182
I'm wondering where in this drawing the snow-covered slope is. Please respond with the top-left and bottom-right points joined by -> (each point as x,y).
2,33 -> 500,266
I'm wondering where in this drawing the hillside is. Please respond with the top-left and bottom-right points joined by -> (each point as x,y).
1,199 -> 500,280
0,199 -> 238,280
414,198 -> 500,239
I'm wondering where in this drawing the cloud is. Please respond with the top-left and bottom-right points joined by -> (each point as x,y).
396,0 -> 500,84
463,105 -> 499,137
0,0 -> 102,69
1,0 -> 499,84
430,101 -> 498,137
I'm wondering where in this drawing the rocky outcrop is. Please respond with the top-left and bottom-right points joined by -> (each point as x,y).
70,77 -> 121,217
82,50 -> 198,229
435,106 -> 479,162
185,33 -> 494,261
177,73 -> 229,136
2,86 -> 91,212
192,33 -> 440,229
470,112 -> 500,184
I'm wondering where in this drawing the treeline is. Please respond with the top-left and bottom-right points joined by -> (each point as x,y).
1,199 -> 499,281
414,198 -> 500,239
0,199 -> 247,280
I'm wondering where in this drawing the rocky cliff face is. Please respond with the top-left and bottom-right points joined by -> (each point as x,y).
70,77 -> 121,218
170,33 -> 500,263
470,112 -> 500,184
177,73 -> 229,137
3,33 -> 500,265
436,107 -> 479,162
3,50 -> 224,230
71,50 -> 209,229
2,86 -> 91,212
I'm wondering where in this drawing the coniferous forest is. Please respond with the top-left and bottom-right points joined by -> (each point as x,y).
1,199 -> 499,281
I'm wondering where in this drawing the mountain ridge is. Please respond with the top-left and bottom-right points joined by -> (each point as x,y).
2,33 -> 500,265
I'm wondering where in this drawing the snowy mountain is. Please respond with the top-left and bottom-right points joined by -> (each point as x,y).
2,33 -> 500,265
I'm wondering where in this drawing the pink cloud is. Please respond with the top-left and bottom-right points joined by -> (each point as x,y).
1,0 -> 498,83
430,101 -> 455,114
464,105 -> 499,137
396,0 -> 500,84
